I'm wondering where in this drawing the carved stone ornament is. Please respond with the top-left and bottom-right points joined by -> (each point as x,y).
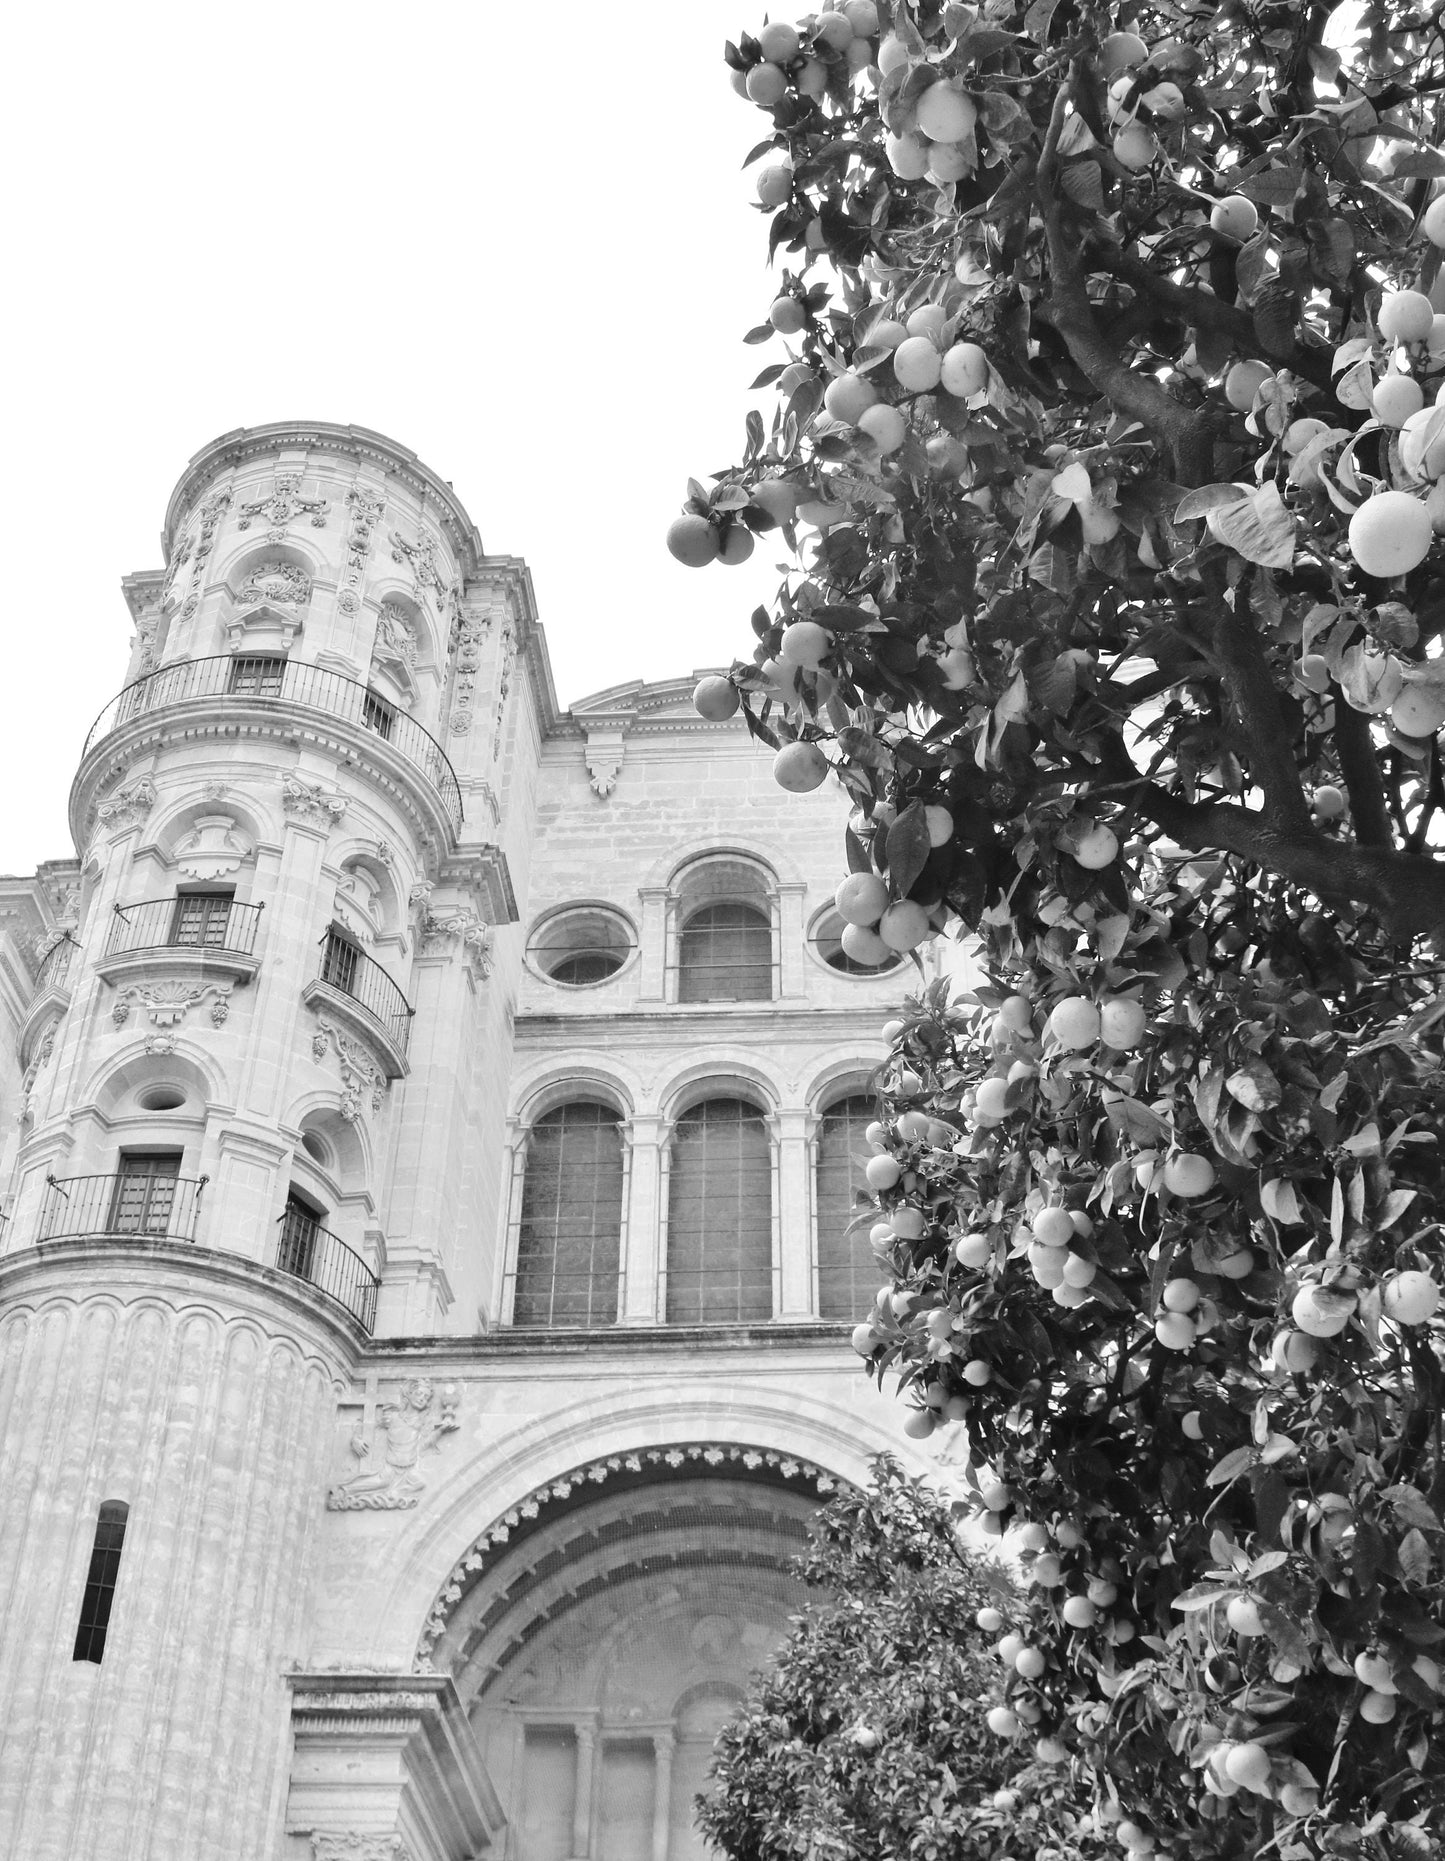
238,562 -> 312,607
388,528 -> 443,604
408,880 -> 435,912
312,1016 -> 387,1121
418,908 -> 494,974
96,777 -> 158,830
16,1020 -> 59,1125
281,775 -> 347,829
582,723 -> 626,800
343,486 -> 386,589
174,812 -> 253,880
112,980 -> 232,1029
446,610 -> 489,736
371,602 -> 418,675
166,486 -> 230,604
235,473 -> 329,540
327,1378 -> 461,1511
310,1838 -> 413,1861
494,625 -> 516,761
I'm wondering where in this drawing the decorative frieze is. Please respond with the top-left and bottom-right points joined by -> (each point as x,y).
112,980 -> 232,1029
326,1376 -> 461,1511
311,1016 -> 386,1121
311,1837 -> 413,1861
281,775 -> 347,829
96,776 -> 158,830
236,473 -> 329,540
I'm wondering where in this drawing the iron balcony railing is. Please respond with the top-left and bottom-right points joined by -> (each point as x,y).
81,655 -> 463,834
274,1206 -> 379,1332
107,895 -> 264,960
32,933 -> 79,996
39,1171 -> 207,1244
315,929 -> 413,1057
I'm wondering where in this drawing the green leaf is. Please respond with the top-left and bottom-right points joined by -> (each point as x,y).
1205,482 -> 1296,569
1398,1527 -> 1432,1586
885,802 -> 933,901
1207,1446 -> 1257,1488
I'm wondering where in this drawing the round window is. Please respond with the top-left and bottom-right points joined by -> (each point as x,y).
136,1085 -> 187,1112
528,907 -> 635,987
808,908 -> 904,977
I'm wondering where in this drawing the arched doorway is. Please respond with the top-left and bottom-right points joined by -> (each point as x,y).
422,1445 -> 843,1861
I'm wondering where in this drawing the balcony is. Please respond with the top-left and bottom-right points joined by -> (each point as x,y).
38,1170 -> 207,1245
81,655 -> 463,835
274,1204 -> 380,1332
302,928 -> 413,1077
97,895 -> 265,987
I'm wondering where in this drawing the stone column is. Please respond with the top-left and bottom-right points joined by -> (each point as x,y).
651,1734 -> 674,1861
619,1116 -> 666,1325
771,1109 -> 818,1320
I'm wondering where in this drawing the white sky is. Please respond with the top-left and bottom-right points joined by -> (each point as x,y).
0,0 -> 793,875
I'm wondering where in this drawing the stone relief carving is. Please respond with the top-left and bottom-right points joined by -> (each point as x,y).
97,777 -> 158,830
16,1019 -> 58,1125
311,1016 -> 387,1120
388,528 -> 443,606
582,723 -> 626,799
327,1377 -> 460,1511
281,775 -> 347,829
235,473 -> 328,540
131,602 -> 163,675
112,981 -> 232,1029
371,602 -> 418,676
311,1837 -> 414,1861
174,812 -> 253,880
493,624 -> 516,761
408,880 -> 435,913
418,908 -> 494,974
446,608 -> 489,736
343,487 -> 386,590
238,562 -> 312,607
171,487 -> 231,619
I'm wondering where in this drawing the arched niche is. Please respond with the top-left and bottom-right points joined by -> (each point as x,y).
216,541 -> 320,656
331,852 -> 400,946
366,593 -> 429,705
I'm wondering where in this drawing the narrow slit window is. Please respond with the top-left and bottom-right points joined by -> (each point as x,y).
73,1501 -> 129,1663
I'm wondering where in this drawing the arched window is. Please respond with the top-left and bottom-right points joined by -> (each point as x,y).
514,1103 -> 624,1328
666,1099 -> 771,1323
677,903 -> 772,1003
815,1095 -> 879,1320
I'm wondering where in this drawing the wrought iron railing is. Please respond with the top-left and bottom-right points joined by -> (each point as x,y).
274,1206 -> 379,1332
32,933 -> 79,996
107,895 -> 264,960
314,930 -> 413,1056
39,1171 -> 207,1244
81,656 -> 462,833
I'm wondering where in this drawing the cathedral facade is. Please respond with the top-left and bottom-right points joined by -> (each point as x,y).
0,424 -> 931,1861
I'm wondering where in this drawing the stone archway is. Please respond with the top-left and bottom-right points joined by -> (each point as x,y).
420,1443 -> 850,1861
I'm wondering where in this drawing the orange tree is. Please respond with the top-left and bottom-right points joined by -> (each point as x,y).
697,1457 -> 1106,1861
677,2 -> 1445,1857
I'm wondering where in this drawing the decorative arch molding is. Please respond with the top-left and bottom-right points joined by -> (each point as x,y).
639,833 -> 806,896
140,789 -> 275,871
76,1037 -> 234,1122
797,1046 -> 887,1116
414,1439 -> 854,1668
655,1049 -> 787,1122
508,1057 -> 643,1129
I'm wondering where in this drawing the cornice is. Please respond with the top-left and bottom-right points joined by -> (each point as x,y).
162,424 -> 486,577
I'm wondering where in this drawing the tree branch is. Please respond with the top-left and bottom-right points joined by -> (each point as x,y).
1331,692 -> 1395,849
1211,573 -> 1314,834
1034,77 -> 1207,481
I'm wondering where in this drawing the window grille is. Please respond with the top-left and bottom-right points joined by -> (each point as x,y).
107,1153 -> 182,1236
227,654 -> 287,696
513,1103 -> 624,1328
73,1501 -> 129,1663
361,687 -> 397,739
676,903 -> 772,1003
815,1095 -> 880,1320
320,926 -> 360,995
277,1192 -> 321,1281
666,1099 -> 772,1323
169,890 -> 236,949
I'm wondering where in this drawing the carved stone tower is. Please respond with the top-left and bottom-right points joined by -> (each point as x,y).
0,425 -> 530,1857
0,423 -> 929,1861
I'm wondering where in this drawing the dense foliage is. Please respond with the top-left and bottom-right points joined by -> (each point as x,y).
699,1458 -> 1107,1861
680,1 -> 1445,1856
